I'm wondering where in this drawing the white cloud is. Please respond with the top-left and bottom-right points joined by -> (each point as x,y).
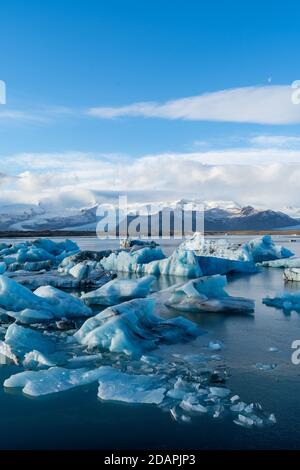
1,147 -> 300,210
87,85 -> 300,125
250,135 -> 300,147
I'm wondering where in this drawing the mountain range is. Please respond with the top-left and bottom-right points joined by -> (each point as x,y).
0,199 -> 299,232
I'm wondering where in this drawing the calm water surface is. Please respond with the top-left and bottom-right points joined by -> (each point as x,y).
0,235 -> 300,449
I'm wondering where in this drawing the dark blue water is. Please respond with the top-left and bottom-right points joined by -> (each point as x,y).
0,236 -> 300,449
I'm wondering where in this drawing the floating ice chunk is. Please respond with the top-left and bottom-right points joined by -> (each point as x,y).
6,308 -> 54,324
120,238 -> 159,249
69,262 -> 90,280
209,387 -> 231,398
180,235 -> 252,261
81,276 -> 155,306
165,275 -> 254,313
74,298 -> 201,356
34,285 -> 92,319
100,247 -> 165,273
209,340 -> 223,351
97,366 -> 166,404
230,402 -> 246,412
143,249 -> 202,278
0,323 -> 58,364
234,414 -> 255,428
17,247 -> 55,264
262,258 -> 300,268
263,291 -> 300,312
244,235 -> 293,263
23,350 -> 58,368
255,363 -> 277,371
0,275 -> 54,313
283,268 -> 300,282
33,238 -> 79,256
269,413 -> 277,424
180,396 -> 207,414
198,255 -> 257,275
4,366 -> 104,396
0,262 -> 6,274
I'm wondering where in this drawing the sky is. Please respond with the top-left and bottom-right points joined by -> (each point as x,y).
0,0 -> 300,209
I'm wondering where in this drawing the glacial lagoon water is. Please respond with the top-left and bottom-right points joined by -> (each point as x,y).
1,235 -> 300,449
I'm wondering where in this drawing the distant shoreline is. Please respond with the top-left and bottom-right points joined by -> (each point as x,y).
0,230 -> 299,238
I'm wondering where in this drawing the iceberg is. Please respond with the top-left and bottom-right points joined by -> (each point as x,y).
4,366 -> 104,396
0,323 -> 59,363
244,235 -> 293,263
165,275 -> 254,313
0,275 -> 55,313
81,275 -> 155,306
262,258 -> 300,268
0,275 -> 92,323
180,234 -> 252,261
120,238 -> 159,249
32,238 -> 79,256
143,249 -> 202,278
283,268 -> 300,282
0,239 -> 80,273
100,246 -> 166,273
97,366 -> 166,404
263,291 -> 300,312
33,285 -> 92,319
74,298 -> 201,356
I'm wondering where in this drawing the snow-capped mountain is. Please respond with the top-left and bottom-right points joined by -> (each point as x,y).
0,199 -> 299,232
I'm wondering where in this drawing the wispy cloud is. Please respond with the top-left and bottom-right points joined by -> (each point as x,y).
250,135 -> 300,147
87,85 -> 300,125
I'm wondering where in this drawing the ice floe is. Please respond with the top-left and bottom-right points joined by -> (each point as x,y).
81,275 -> 155,306
97,366 -> 166,404
165,275 -> 254,313
4,366 -> 104,396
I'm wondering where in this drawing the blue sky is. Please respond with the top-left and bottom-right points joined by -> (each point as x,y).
0,0 -> 300,208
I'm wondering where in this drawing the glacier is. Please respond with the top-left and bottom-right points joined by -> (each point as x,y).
81,275 -> 155,306
165,275 -> 255,313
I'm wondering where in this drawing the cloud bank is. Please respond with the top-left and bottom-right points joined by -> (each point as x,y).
0,145 -> 300,210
